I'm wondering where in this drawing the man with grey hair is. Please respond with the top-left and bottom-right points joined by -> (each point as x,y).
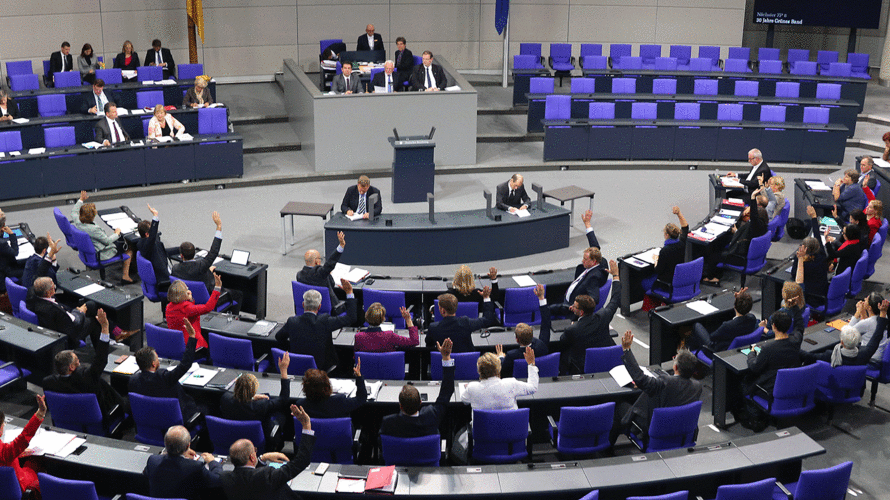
372,60 -> 403,92
726,148 -> 771,195
26,277 -> 101,349
276,278 -> 356,372
859,156 -> 878,191
143,425 -> 222,500
495,174 -> 531,213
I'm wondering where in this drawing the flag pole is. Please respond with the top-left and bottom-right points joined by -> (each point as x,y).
502,12 -> 509,88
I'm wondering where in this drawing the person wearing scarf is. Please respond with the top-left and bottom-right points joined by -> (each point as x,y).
802,299 -> 889,366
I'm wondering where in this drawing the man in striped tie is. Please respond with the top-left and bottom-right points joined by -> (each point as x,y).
341,175 -> 382,219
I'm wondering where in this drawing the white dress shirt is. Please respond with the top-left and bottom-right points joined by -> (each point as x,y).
461,365 -> 539,412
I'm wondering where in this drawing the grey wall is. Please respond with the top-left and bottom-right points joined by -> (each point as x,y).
0,0 -> 746,78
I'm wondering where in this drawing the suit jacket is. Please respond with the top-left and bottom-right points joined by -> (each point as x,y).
332,73 -> 363,94
495,181 -> 531,211
172,236 -> 222,293
221,378 -> 290,422
745,306 -> 804,394
145,48 -> 176,77
356,33 -> 384,52
739,161 -> 771,191
706,313 -> 758,352
560,280 -> 621,374
145,453 -> 222,500
71,199 -> 121,261
94,116 -> 131,144
371,71 -> 404,92
0,234 -> 19,274
380,364 -> 455,437
113,52 -> 141,72
183,87 -> 214,107
565,229 -> 608,305
220,432 -> 315,500
137,219 -> 170,285
424,300 -> 497,352
275,297 -> 357,370
42,337 -> 122,416
837,183 -> 867,220
500,338 -> 549,378
293,376 -> 366,418
410,63 -> 447,91
296,249 -> 343,311
26,297 -> 94,349
0,99 -> 19,119
394,49 -> 414,76
621,349 -> 702,435
654,226 -> 689,283
341,185 -> 382,215
80,91 -> 117,115
22,254 -> 57,289
128,337 -> 198,418
49,51 -> 74,81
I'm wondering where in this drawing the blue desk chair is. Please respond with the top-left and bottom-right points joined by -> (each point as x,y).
209,332 -> 269,371
705,477 -> 775,500
53,71 -> 81,88
698,327 -> 764,367
270,348 -> 316,376
18,301 -> 38,326
136,90 -> 164,108
669,45 -> 691,69
69,226 -> 129,280
650,257 -> 703,303
136,252 -> 167,315
206,415 -> 271,454
814,360 -> 867,422
178,64 -> 204,81
8,74 -> 39,91
362,289 -> 411,329
432,299 -> 478,322
548,43 -> 575,86
44,390 -> 124,437
137,65 -> 163,82
810,267 -> 851,318
502,286 -> 543,327
773,461 -> 853,500
583,345 -> 622,374
865,233 -> 884,279
866,336 -> 890,404
0,465 -> 29,500
594,277 -> 612,312
146,323 -> 189,360
469,408 -> 530,464
95,68 -> 122,85
356,351 -> 404,380
747,363 -> 819,422
5,279 -> 25,318
292,281 -> 332,315
770,199 -> 791,241
629,400 -> 701,452
548,403 -> 614,457
717,232 -> 772,287
38,473 -> 102,500
512,352 -> 559,378
130,393 -> 201,446
380,434 -> 440,466
848,249 -> 870,297
53,207 -> 78,252
578,491 -> 599,500
5,61 -> 32,77
758,59 -> 782,74
198,107 -> 228,134
519,43 -> 544,67
44,126 -> 76,148
513,54 -> 543,71
295,417 -> 358,464
430,351 -> 478,380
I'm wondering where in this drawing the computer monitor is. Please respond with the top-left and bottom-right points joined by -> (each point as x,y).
230,249 -> 250,266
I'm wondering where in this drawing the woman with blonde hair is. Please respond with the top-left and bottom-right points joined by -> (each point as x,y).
165,273 -> 221,351
460,348 -> 538,410
354,303 -> 418,352
220,352 -> 292,450
147,104 -> 185,140
184,76 -> 214,108
448,265 -> 498,303
113,40 -> 140,80
71,190 -> 134,283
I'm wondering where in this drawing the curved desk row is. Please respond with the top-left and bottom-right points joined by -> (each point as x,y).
543,118 -> 847,164
0,133 -> 242,200
323,206 -> 571,266
9,79 -> 218,118
525,92 -> 858,136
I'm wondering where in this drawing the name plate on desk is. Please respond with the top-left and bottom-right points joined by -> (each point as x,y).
393,139 -> 434,148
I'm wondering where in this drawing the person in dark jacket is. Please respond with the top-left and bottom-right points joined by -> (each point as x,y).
144,425 -> 222,500
136,204 -> 179,290
791,206 -> 830,304
296,231 -> 346,314
129,321 -> 200,419
425,289 -> 496,352
0,210 -> 23,293
21,234 -> 61,289
744,306 -> 804,397
292,361 -> 366,418
802,303 -> 887,366
651,206 -> 689,287
221,352 -> 292,451
689,288 -> 758,352
703,205 -> 769,284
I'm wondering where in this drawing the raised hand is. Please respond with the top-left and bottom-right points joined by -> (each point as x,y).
621,330 -> 633,350
353,358 -> 361,377
278,351 -> 290,375
183,320 -> 196,338
291,405 -> 311,430
340,278 -> 353,295
482,285 -> 492,299
533,284 -> 545,300
80,190 -> 89,202
338,231 -> 346,247
212,211 -> 222,230
489,267 -> 498,280
523,345 -> 536,366
147,203 -> 158,217
214,272 -> 222,288
437,338 -> 452,360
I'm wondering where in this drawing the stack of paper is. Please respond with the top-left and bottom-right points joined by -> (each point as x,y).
208,103 -> 225,108
330,263 -> 370,284
113,355 -> 140,374
710,215 -> 735,226
633,247 -> 660,265
15,241 -> 35,260
101,212 -> 138,233
74,283 -> 106,296
720,177 -> 743,188
116,108 -> 130,115
122,70 -> 137,79
511,209 -> 531,218
11,118 -> 29,124
178,133 -> 194,141
805,180 -> 831,191
83,142 -> 102,149
179,366 -> 219,387
687,300 -> 719,315
513,275 -> 536,287
27,428 -> 82,456
345,213 -> 365,221
159,79 -> 177,85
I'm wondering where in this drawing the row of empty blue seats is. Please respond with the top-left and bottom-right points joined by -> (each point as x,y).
5,61 -> 206,91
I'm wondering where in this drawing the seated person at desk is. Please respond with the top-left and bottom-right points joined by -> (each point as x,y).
0,90 -> 19,121
497,307 -> 550,378
297,231 -> 347,315
725,148 -> 771,196
833,169 -> 867,221
761,281 -> 804,339
548,210 -> 609,317
393,37 -> 414,84
496,174 -> 531,213
849,293 -> 888,367
171,211 -> 242,314
608,331 -> 701,447
688,287 -> 757,352
43,309 -> 127,417
425,289 -> 496,352
276,280 -> 357,372
354,304 -> 419,352
113,40 -> 140,81
165,274 -> 222,353
48,41 -> 73,86
752,175 -> 786,220
145,39 -> 175,79
22,234 -> 62,288
702,205 -> 768,285
130,321 -> 201,420
357,24 -> 384,51
341,175 -> 382,217
0,394 -> 46,493
293,362 -> 366,418
371,60 -> 403,92
461,348 -> 538,410
184,76 -> 214,108
71,191 -> 135,283
27,278 -> 102,349
0,211 -> 23,292
858,156 -> 878,191
792,207 -> 829,305
94,103 -> 131,146
411,51 -> 447,91
803,299 -> 888,367
148,104 -> 186,140
332,61 -> 363,94
742,307 -> 804,411
221,406 -> 314,500
82,79 -> 117,115
380,339 -> 455,438
136,204 -> 179,291
554,261 -> 621,375
144,425 -> 222,500
823,223 -> 863,276
849,200 -> 883,245
648,206 -> 689,291
78,43 -> 101,85
448,265 -> 498,303
221,353 -> 292,452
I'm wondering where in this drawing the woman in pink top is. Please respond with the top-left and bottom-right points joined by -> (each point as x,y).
354,303 -> 419,352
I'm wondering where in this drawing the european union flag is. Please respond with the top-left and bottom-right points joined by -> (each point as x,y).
495,0 -> 509,34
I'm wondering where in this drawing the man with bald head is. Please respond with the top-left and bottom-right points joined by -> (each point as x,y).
220,405 -> 314,500
296,231 -> 346,314
357,24 -> 384,52
144,425 -> 222,500
372,60 -> 403,93
495,174 -> 531,213
381,339 -> 454,437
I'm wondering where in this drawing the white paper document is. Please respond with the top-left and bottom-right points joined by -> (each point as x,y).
159,79 -> 178,85
74,283 -> 106,296
687,300 -> 719,315
122,70 -> 137,79
27,428 -> 80,456
115,108 -> 130,115
113,355 -> 140,374
15,242 -> 35,260
82,141 -> 102,149
345,213 -> 365,221
609,365 -> 633,387
720,177 -> 743,188
11,118 -> 29,124
633,247 -> 660,265
178,133 -> 194,141
805,180 -> 831,191
180,367 -> 219,387
512,275 -> 537,287
209,103 -> 225,108
511,209 -> 531,218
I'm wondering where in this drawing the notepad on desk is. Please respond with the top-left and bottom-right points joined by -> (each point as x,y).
247,320 -> 276,336
74,283 -> 106,296
345,213 -> 365,221
687,300 -> 719,315
805,180 -> 831,191
180,367 -> 219,387
511,209 -> 531,218
11,118 -> 29,124
113,355 -> 140,374
513,275 -> 536,287
633,247 -> 660,265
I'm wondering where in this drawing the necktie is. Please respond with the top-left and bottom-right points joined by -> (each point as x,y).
345,76 -> 349,90
156,50 -> 161,65
61,55 -> 66,72
565,268 -> 591,302
357,194 -> 366,214
95,94 -> 101,112
387,76 -> 392,93
510,189 -> 515,199
112,121 -> 121,143
426,67 -> 432,88
396,51 -> 402,66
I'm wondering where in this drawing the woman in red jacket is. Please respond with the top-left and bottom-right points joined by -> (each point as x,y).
0,394 -> 46,493
165,273 -> 221,351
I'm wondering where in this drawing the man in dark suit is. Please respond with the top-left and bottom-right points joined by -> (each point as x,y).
425,290 -> 497,352
410,51 -> 447,91
357,24 -> 384,52
171,211 -> 242,313
341,175 -> 382,217
136,204 -> 179,291
81,80 -> 117,115
22,234 -> 61,289
497,309 -> 550,378
381,338 -> 455,437
609,331 -> 702,446
556,261 -> 621,374
332,61 -> 363,94
276,279 -> 357,372
220,406 -> 315,500
297,231 -> 346,314
859,156 -> 878,191
744,306 -> 804,396
393,37 -> 414,84
144,425 -> 222,500
27,277 -> 101,349
652,206 -> 688,286
549,210 -> 609,318
48,41 -> 73,86
43,309 -> 127,417
372,61 -> 403,93
129,321 -> 200,419
689,288 -> 757,352
726,148 -> 771,196
495,174 -> 531,213
95,103 -> 131,146
145,39 -> 176,79
0,211 -> 23,293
